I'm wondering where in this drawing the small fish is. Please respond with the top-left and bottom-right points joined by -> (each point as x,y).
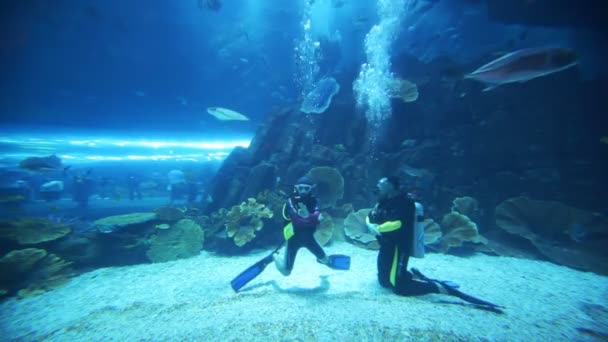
19,154 -> 69,173
466,47 -> 578,91
600,136 -> 608,144
206,107 -> 250,121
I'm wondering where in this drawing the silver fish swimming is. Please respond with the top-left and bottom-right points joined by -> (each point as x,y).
466,47 -> 578,91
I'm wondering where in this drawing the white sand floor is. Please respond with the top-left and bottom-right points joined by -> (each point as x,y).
1,242 -> 607,341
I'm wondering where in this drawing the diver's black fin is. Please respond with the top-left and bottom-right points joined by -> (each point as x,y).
327,254 -> 350,270
411,268 -> 504,311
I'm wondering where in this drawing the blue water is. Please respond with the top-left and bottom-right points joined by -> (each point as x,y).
0,1 -> 607,339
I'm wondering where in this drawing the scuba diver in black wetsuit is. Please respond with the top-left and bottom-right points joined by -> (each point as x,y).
367,176 -> 451,296
273,176 -> 329,275
366,177 -> 505,312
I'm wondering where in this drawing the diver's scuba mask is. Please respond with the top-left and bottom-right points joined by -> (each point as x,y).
294,184 -> 312,195
376,177 -> 394,197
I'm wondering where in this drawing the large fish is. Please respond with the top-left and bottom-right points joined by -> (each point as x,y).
466,47 -> 578,91
19,154 -> 68,173
207,107 -> 250,121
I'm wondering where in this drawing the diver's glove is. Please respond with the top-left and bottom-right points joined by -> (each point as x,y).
297,203 -> 310,218
365,215 -> 379,234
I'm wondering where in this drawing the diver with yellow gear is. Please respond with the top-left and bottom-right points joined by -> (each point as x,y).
366,176 -> 505,311
367,176 -> 445,296
273,176 -> 350,276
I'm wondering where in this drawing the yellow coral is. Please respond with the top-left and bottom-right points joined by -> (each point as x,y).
225,198 -> 273,247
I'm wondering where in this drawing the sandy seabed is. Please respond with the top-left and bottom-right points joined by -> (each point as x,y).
1,242 -> 607,342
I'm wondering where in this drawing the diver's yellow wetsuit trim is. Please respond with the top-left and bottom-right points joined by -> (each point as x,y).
283,223 -> 294,240
377,220 -> 402,233
390,246 -> 399,286
282,203 -> 295,240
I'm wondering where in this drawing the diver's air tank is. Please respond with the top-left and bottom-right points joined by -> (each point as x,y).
411,202 -> 425,258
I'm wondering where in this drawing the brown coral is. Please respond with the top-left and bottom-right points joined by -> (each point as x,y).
0,248 -> 73,298
495,196 -> 608,274
451,196 -> 479,217
439,212 -> 487,252
154,206 -> 185,222
94,212 -> 156,233
306,166 -> 344,209
422,218 -> 442,245
146,219 -> 204,263
344,208 -> 379,250
225,198 -> 273,247
0,218 -> 71,244
314,212 -> 334,246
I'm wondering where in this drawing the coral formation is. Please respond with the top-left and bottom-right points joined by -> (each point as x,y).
495,196 -> 608,274
451,196 -> 479,217
94,212 -> 156,233
306,166 -> 344,209
0,248 -> 73,298
344,208 -> 379,250
300,76 -> 340,114
438,212 -> 487,252
154,206 -> 185,222
0,218 -> 71,244
422,218 -> 442,245
314,212 -> 334,246
390,78 -> 419,102
146,219 -> 204,263
225,198 -> 273,247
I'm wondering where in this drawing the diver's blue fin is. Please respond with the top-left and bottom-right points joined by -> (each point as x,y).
230,254 -> 274,292
327,254 -> 350,270
230,244 -> 284,292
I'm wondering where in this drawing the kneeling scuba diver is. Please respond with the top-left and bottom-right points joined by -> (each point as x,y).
367,177 -> 503,312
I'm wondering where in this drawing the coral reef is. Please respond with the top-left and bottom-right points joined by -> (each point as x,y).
0,248 -> 73,298
306,166 -> 344,209
94,212 -> 157,233
146,219 -> 204,263
0,218 -> 71,245
225,198 -> 274,247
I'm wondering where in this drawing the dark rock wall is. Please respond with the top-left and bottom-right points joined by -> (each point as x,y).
208,54 -> 608,226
